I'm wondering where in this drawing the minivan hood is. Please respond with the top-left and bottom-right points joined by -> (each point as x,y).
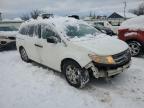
71,36 -> 128,56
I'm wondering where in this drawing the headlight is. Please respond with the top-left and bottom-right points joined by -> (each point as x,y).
88,53 -> 116,64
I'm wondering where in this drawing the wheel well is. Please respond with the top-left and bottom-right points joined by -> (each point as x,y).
61,58 -> 80,72
126,39 -> 142,46
126,39 -> 140,43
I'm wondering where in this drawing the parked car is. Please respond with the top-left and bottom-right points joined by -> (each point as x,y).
17,17 -> 131,88
93,21 -> 119,34
68,15 -> 80,20
93,24 -> 116,36
0,26 -> 18,50
118,15 -> 144,56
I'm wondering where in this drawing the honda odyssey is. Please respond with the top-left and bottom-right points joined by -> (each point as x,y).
17,17 -> 131,88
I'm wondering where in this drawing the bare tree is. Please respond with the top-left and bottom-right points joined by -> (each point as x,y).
30,10 -> 42,19
21,14 -> 30,21
129,2 -> 144,16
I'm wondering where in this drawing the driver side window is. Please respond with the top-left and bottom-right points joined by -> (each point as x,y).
42,28 -> 55,39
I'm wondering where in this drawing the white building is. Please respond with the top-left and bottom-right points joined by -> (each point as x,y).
0,12 -> 23,29
0,18 -> 23,29
108,12 -> 137,26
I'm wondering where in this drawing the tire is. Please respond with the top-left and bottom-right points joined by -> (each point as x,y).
19,47 -> 30,62
128,41 -> 142,57
62,60 -> 90,88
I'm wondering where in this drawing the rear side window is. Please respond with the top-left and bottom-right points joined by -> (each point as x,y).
19,25 -> 35,36
19,27 -> 28,35
28,25 -> 34,37
35,25 -> 41,38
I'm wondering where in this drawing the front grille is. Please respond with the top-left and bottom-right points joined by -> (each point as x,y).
113,49 -> 131,65
92,49 -> 131,71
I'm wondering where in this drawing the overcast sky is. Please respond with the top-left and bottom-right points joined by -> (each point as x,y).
0,0 -> 143,19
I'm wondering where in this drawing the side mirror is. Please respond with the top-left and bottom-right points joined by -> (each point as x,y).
46,36 -> 58,44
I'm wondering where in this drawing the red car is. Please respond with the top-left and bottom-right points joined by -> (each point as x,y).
118,16 -> 144,56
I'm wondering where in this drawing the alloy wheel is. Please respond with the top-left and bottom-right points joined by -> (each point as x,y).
129,42 -> 141,56
65,65 -> 80,84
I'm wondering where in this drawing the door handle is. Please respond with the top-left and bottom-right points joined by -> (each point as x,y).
34,44 -> 43,48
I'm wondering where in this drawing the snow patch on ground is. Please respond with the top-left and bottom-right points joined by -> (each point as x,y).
0,51 -> 144,108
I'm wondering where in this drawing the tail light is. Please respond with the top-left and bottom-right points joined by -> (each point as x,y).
0,41 -> 7,45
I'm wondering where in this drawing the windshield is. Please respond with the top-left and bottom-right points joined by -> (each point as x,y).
0,26 -> 18,31
66,24 -> 100,38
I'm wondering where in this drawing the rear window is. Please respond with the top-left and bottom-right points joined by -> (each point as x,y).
28,26 -> 34,37
19,25 -> 35,37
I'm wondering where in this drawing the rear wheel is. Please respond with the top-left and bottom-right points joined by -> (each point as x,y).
62,60 -> 89,88
19,47 -> 30,62
128,41 -> 142,57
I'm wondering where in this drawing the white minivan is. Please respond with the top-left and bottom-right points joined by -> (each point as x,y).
16,17 -> 131,88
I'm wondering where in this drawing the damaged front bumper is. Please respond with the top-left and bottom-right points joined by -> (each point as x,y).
85,61 -> 131,78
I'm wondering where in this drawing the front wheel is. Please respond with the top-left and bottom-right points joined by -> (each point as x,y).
62,60 -> 90,88
128,41 -> 142,57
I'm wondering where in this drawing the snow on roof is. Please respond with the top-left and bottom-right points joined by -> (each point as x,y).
108,12 -> 137,19
20,16 -> 88,34
119,15 -> 144,30
22,16 -> 87,26
117,12 -> 137,18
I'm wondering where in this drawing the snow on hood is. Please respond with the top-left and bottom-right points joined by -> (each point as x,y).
72,35 -> 128,56
119,15 -> 144,31
70,33 -> 106,41
0,31 -> 18,37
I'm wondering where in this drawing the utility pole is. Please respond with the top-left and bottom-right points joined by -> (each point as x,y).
0,12 -> 2,21
89,11 -> 92,17
123,1 -> 127,19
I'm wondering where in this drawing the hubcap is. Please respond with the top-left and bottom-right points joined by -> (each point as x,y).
129,43 -> 140,56
66,65 -> 80,84
21,49 -> 28,61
